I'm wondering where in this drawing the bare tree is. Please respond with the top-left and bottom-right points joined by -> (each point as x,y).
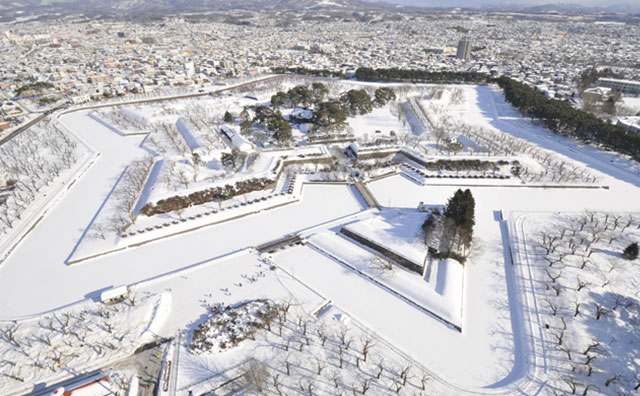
368,256 -> 394,275
420,373 -> 430,390
376,362 -> 384,379
34,334 -> 52,346
316,358 -> 327,375
361,379 -> 371,395
576,278 -> 588,292
611,294 -> 631,311
1,323 -> 21,348
331,370 -> 341,388
361,337 -> 375,362
306,381 -> 313,396
594,304 -> 609,320
580,258 -> 590,270
551,330 -> 564,346
285,357 -> 291,376
582,341 -> 601,356
242,357 -> 269,393
563,377 -> 579,394
582,384 -> 598,395
546,269 -> 563,284
604,375 -> 619,387
545,299 -> 559,316
400,365 -> 411,386
559,346 -> 572,360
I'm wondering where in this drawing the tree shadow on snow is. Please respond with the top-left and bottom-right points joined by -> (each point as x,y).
581,290 -> 640,394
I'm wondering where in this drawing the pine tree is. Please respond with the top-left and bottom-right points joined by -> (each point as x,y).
224,111 -> 233,123
461,189 -> 475,237
240,119 -> 253,134
443,189 -> 475,254
623,242 -> 638,260
443,189 -> 464,225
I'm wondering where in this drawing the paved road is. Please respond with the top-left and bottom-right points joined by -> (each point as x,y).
0,107 -> 55,146
111,341 -> 169,396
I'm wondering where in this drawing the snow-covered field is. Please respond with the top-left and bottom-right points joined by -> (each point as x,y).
1,77 -> 640,395
511,211 -> 640,395
348,104 -> 410,143
342,209 -> 431,267
176,299 -> 441,396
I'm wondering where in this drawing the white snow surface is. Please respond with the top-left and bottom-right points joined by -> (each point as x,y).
1,79 -> 640,395
342,209 -> 431,266
305,228 -> 464,327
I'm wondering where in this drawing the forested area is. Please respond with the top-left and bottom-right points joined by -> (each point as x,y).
496,77 -> 640,161
355,67 -> 489,84
269,83 -> 396,130
271,67 -> 346,78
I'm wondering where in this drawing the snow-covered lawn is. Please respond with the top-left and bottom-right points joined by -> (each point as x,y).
176,299 -> 440,396
268,240 -> 478,388
348,104 -> 411,143
305,226 -> 465,329
366,173 -> 640,393
0,176 -> 365,319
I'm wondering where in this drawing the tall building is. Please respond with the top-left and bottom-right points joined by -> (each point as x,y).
456,37 -> 471,60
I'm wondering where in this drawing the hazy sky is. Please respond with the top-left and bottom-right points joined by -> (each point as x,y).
384,0 -> 624,7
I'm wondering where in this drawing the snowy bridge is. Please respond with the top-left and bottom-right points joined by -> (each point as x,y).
353,181 -> 381,209
255,233 -> 302,253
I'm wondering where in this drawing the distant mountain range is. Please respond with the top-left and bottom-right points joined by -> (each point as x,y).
0,0 -> 637,21
482,2 -> 640,14
0,0 -> 401,19
391,0 -> 640,14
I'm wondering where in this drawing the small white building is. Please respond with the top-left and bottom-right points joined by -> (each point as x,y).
617,117 -> 640,134
100,285 -> 129,304
220,125 -> 253,152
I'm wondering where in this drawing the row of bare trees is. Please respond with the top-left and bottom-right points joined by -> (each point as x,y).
91,157 -> 154,238
407,93 -> 599,184
0,121 -> 85,238
454,122 -> 597,184
96,108 -> 146,132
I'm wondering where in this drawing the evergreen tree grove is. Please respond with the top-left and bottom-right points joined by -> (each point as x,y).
443,189 -> 475,254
